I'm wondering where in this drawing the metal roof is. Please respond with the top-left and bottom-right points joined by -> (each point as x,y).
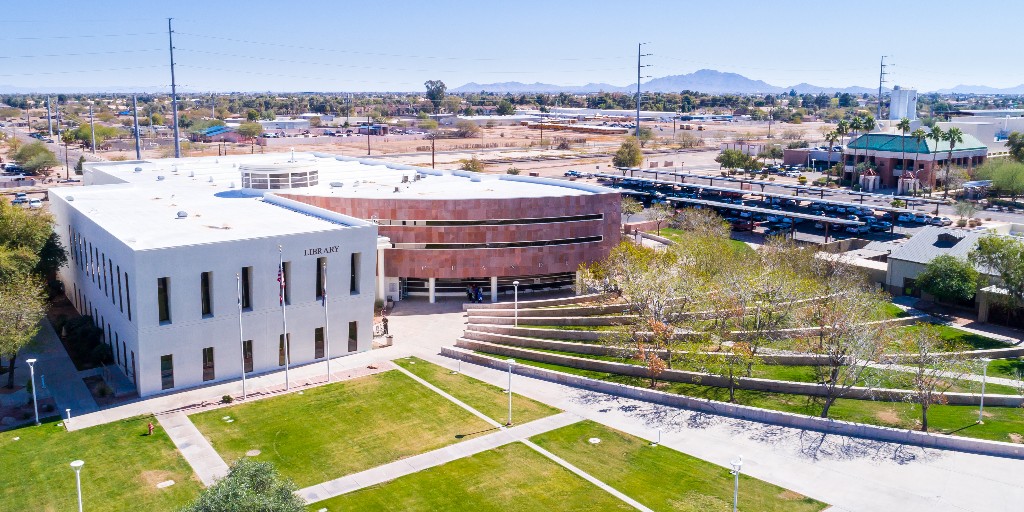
887,226 -> 987,266
664,197 -> 863,225
846,132 -> 987,154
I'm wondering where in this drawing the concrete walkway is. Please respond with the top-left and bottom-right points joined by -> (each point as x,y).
393,364 -> 504,428
521,439 -> 654,512
296,412 -> 580,504
158,412 -> 230,486
19,321 -> 98,419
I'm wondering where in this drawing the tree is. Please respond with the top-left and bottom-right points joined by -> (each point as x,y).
916,254 -> 979,304
245,109 -> 259,122
621,196 -> 643,223
954,200 -> 978,222
505,166 -> 520,175
237,122 -> 263,153
910,128 -> 928,184
34,233 -> 67,278
894,325 -> 970,432
458,156 -> 485,172
612,136 -> 643,168
0,273 -> 48,389
897,117 -> 912,176
943,127 -> 964,199
644,203 -> 674,235
442,96 -> 462,115
496,99 -> 516,116
823,131 -> 839,183
307,116 -> 322,128
715,148 -> 747,171
453,119 -> 481,138
424,80 -> 447,114
636,126 -> 654,148
977,159 -> 1024,202
74,156 -> 85,173
970,235 -> 1024,309
179,459 -> 304,512
669,207 -> 731,240
1007,131 -> 1024,162
927,126 -> 946,194
12,141 -> 60,175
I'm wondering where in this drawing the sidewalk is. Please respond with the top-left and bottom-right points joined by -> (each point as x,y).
19,320 -> 97,419
158,412 -> 230,486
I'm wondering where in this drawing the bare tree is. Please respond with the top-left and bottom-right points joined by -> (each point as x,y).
893,324 -> 971,432
0,274 -> 48,388
644,203 -> 674,235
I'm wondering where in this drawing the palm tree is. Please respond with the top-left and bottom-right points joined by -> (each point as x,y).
943,127 -> 964,199
910,128 -> 928,195
927,126 -> 946,195
823,130 -> 839,185
896,117 -> 912,177
848,117 -> 864,186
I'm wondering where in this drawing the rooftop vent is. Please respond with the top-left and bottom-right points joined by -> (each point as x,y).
330,182 -> 344,188
353,180 -> 360,187
134,167 -> 143,173
394,187 -> 401,193
189,171 -> 195,178
401,175 -> 409,183
208,176 -> 214,183
66,196 -> 74,202
157,175 -> 165,181
176,211 -> 188,219
229,182 -> 236,189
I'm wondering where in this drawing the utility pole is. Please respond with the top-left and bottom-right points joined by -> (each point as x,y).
46,97 -> 53,137
367,115 -> 371,155
133,95 -> 142,160
211,94 -> 216,119
877,56 -> 888,121
89,104 -> 96,154
635,42 -> 651,138
168,18 -> 181,158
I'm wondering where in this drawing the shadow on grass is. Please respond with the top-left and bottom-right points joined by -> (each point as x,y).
944,422 -> 981,436
455,426 -> 502,439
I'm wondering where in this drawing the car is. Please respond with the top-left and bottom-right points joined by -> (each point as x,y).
878,212 -> 894,221
766,214 -> 782,223
814,220 -> 827,229
731,220 -> 755,232
564,170 -> 583,178
770,204 -> 782,210
845,215 -> 860,222
932,216 -> 953,226
845,225 -> 870,234
834,207 -> 847,214
27,198 -> 42,209
11,197 -> 27,205
739,211 -> 753,218
870,221 -> 893,232
913,214 -> 929,224
896,213 -> 915,223
809,210 -> 825,217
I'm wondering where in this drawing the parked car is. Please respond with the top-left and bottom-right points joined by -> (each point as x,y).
931,216 -> 953,226
845,225 -> 870,234
913,214 -> 930,224
564,170 -> 583,178
896,213 -> 915,223
27,198 -> 42,209
870,221 -> 893,232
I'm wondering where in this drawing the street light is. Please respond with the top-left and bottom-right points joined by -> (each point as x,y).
730,455 -> 743,512
26,358 -> 39,426
505,358 -> 515,426
70,459 -> 84,512
512,280 -> 520,327
978,357 -> 993,424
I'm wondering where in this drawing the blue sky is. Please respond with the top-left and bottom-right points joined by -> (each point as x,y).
2,0 -> 1022,92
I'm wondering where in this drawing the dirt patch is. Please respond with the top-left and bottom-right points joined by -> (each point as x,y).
139,470 -> 175,488
875,408 -> 903,425
778,490 -> 806,500
1008,433 -> 1023,444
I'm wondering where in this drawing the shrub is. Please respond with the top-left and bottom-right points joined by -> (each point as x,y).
222,395 -> 234,404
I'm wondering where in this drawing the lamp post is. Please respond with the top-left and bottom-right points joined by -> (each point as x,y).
26,358 -> 39,426
506,358 -> 515,426
978,357 -> 992,424
730,456 -> 743,512
70,459 -> 84,512
512,280 -> 520,327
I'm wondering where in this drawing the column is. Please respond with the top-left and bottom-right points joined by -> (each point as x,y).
375,249 -> 386,302
428,277 -> 436,304
490,276 -> 498,303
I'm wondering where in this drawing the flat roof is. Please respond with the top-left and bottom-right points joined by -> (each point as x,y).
664,197 -> 863,225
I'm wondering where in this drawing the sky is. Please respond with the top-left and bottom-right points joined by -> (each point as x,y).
2,0 -> 1023,93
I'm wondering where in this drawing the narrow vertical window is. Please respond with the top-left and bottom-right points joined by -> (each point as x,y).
243,340 -> 253,373
314,327 -> 325,359
125,273 -> 132,321
350,253 -> 361,294
315,257 -> 326,300
160,355 -> 174,390
117,266 -> 123,313
241,266 -> 253,310
131,352 -> 136,385
202,347 -> 215,381
347,321 -> 358,352
157,277 -> 171,323
200,271 -> 213,317
109,261 -> 115,304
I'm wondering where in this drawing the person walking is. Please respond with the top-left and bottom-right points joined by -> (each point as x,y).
465,285 -> 474,302
475,286 -> 483,304
382,315 -> 389,335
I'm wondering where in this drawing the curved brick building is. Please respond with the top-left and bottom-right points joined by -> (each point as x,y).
277,154 -> 621,302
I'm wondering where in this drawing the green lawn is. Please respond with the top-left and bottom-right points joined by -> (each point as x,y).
0,416 -> 201,512
878,302 -> 910,319
531,421 -> 827,512
394,357 -> 560,424
988,358 -> 1024,381
481,351 -> 1024,444
894,323 -> 1009,350
310,442 -> 636,512
658,228 -> 754,256
191,369 -> 494,487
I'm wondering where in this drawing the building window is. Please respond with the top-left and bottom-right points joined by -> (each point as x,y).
202,347 -> 215,381
157,277 -> 171,324
279,334 -> 291,366
241,266 -> 253,310
200,271 -> 213,317
314,327 -> 325,359
243,340 -> 253,373
160,354 -> 174,390
125,273 -> 132,321
117,266 -> 123,313
348,321 -> 358,352
131,351 -> 136,385
316,257 -> 326,300
350,253 -> 361,295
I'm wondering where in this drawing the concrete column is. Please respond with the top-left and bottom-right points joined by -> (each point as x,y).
428,277 -> 436,304
490,276 -> 498,303
375,249 -> 386,302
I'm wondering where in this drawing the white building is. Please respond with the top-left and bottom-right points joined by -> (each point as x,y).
50,155 -> 379,397
889,86 -> 918,121
258,118 -> 311,131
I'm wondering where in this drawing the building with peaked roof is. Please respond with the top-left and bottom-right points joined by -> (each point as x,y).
844,132 -> 987,190
884,226 -> 991,298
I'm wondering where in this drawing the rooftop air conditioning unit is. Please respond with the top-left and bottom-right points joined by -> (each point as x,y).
157,175 -> 165,181
176,211 -> 188,219
330,182 -> 344,188
134,167 -> 143,173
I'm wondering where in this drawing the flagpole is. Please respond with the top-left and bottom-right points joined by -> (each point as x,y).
236,273 -> 246,400
279,245 -> 290,391
322,259 -> 331,383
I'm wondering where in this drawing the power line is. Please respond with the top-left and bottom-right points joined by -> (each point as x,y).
0,48 -> 163,60
0,65 -> 164,78
0,31 -> 162,41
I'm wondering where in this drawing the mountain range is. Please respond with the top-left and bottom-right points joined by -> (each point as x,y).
453,69 -> 1024,96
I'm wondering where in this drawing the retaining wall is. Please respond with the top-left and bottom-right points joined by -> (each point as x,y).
462,292 -> 613,311
442,346 -> 1024,460
465,303 -> 630,318
465,315 -> 636,327
455,339 -> 1023,407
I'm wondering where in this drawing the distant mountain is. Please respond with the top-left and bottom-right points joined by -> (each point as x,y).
453,69 -> 881,95
933,84 -> 1024,95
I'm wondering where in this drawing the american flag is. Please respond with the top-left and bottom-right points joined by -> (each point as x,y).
277,263 -> 286,305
